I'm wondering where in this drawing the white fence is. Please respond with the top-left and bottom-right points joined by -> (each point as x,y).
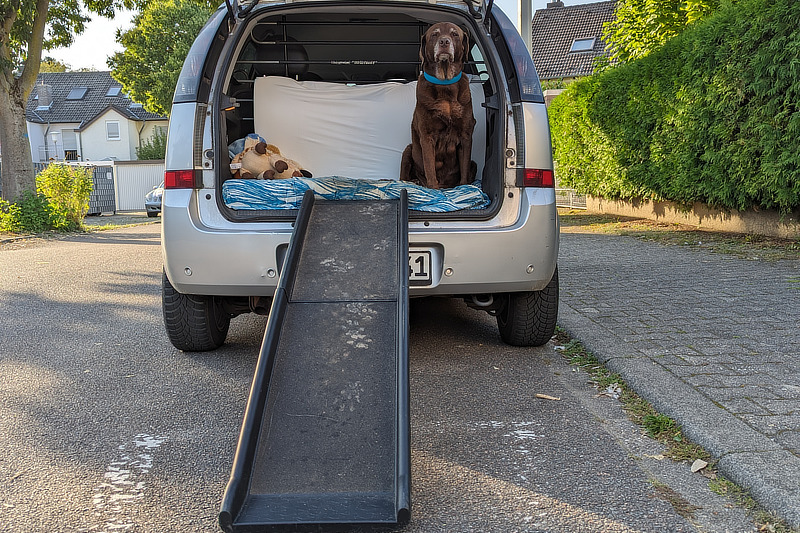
113,160 -> 165,211
555,188 -> 587,210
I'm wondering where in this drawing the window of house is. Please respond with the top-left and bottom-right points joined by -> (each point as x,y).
569,37 -> 596,53
106,121 -> 121,141
66,87 -> 89,100
106,87 -> 122,97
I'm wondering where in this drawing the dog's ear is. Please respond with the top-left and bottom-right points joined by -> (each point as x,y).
459,28 -> 469,63
419,32 -> 427,63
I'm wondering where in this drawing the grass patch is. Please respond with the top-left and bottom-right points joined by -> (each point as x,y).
83,221 -> 158,232
709,478 -> 798,533
558,209 -> 800,261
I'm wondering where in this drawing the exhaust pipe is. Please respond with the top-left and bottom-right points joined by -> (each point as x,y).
470,294 -> 494,308
250,296 -> 272,315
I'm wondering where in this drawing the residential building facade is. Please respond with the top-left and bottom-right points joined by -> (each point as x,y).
25,71 -> 167,163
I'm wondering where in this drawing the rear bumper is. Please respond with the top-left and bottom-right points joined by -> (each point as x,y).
162,187 -> 559,297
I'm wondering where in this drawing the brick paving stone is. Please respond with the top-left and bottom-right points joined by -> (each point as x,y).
557,231 -> 800,527
739,414 -> 800,435
775,432 -> 800,455
719,398 -> 772,416
755,399 -> 800,415
696,385 -> 784,402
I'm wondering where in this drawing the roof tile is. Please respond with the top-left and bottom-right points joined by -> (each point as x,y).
530,1 -> 617,80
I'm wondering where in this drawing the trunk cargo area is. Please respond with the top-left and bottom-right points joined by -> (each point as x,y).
217,6 -> 504,219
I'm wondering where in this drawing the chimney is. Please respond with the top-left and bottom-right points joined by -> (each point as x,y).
547,1 -> 565,7
37,84 -> 53,109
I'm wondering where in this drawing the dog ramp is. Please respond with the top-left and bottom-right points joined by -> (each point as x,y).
220,191 -> 410,532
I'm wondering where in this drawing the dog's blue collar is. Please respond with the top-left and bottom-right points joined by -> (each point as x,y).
423,71 -> 463,85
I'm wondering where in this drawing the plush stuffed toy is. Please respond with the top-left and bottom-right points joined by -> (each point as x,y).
230,136 -> 312,180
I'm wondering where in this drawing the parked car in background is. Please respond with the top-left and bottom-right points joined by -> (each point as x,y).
144,182 -> 164,217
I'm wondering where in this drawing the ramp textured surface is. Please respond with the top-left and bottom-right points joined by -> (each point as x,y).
220,195 -> 410,531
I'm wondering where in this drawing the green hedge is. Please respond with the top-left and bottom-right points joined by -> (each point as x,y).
548,0 -> 800,213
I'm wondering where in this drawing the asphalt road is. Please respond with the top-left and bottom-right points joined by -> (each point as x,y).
0,223 -> 757,532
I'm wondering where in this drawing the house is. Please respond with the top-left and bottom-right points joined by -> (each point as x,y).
530,0 -> 617,103
25,71 -> 167,163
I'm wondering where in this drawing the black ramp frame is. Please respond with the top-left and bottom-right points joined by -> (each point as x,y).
220,190 -> 410,532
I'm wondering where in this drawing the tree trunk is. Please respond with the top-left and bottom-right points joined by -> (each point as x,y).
0,0 -> 48,202
0,85 -> 36,201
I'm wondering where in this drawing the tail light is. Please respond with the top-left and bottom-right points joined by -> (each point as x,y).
523,169 -> 554,188
165,169 -> 202,189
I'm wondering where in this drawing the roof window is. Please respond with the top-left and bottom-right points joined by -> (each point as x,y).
66,87 -> 89,100
569,37 -> 596,53
106,87 -> 122,97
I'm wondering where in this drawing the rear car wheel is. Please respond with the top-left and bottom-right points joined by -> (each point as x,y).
162,270 -> 231,351
496,266 -> 559,347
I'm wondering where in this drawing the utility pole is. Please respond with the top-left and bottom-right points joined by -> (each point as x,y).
518,0 -> 532,54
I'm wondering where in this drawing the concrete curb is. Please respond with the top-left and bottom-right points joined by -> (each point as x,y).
0,235 -> 35,244
558,303 -> 800,527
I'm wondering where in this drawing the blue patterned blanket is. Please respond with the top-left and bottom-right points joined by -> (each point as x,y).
222,176 -> 490,212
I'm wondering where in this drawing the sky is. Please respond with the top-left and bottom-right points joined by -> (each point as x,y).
47,0 -> 599,71
47,9 -> 136,71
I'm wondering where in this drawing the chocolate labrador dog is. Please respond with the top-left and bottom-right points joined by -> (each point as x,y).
400,22 -> 477,189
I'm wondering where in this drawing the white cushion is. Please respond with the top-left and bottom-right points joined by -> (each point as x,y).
253,76 -> 487,180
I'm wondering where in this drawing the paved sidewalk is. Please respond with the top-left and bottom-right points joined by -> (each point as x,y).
557,230 -> 800,527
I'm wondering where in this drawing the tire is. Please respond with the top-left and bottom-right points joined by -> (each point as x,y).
496,266 -> 559,347
162,270 -> 231,351
147,211 -> 159,218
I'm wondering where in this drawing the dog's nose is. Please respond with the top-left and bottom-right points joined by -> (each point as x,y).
439,37 -> 451,47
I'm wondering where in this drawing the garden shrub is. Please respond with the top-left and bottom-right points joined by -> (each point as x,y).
136,128 -> 167,160
35,164 -> 92,230
549,0 -> 800,213
1,165 -> 92,234
0,193 -> 53,233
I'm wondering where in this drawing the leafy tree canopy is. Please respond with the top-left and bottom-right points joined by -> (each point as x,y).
1,0 -> 136,71
602,0 -> 733,63
40,55 -> 69,71
0,0 -> 138,200
108,0 -> 215,116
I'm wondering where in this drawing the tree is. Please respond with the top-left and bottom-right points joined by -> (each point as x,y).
136,126 -> 166,160
108,0 -> 214,117
40,55 -> 69,72
0,0 -> 135,201
602,0 -> 731,63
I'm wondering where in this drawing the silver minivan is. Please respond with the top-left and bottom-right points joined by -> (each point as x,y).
161,0 -> 559,351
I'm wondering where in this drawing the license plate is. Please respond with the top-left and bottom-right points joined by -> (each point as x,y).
408,251 -> 432,286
